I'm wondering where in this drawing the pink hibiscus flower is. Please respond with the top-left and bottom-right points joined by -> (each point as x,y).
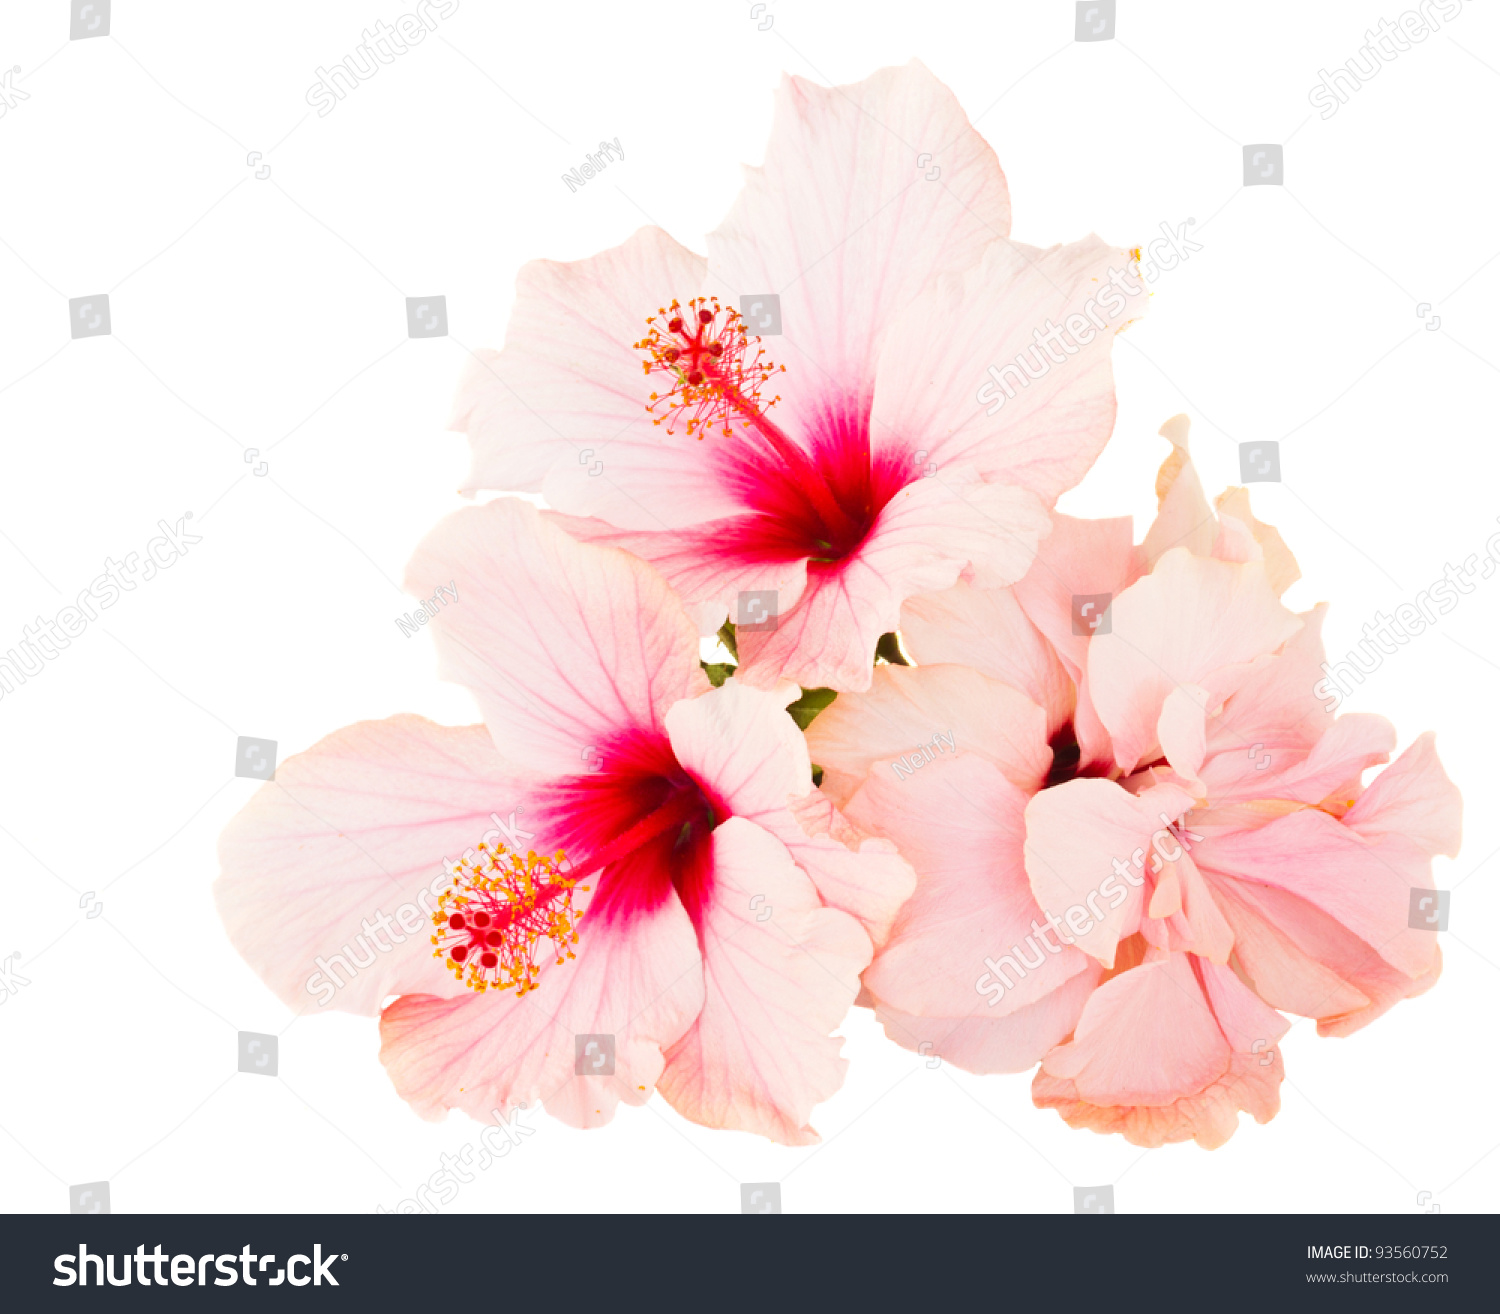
806,418 -> 1461,1147
216,500 -> 913,1144
450,61 -> 1145,692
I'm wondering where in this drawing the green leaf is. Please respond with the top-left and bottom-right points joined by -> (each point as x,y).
787,686 -> 837,730
810,763 -> 825,788
716,619 -> 738,661
701,662 -> 735,687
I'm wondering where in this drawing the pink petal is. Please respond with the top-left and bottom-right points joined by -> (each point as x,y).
1214,486 -> 1300,595
1022,777 -> 1197,967
663,677 -> 917,944
452,227 -> 745,529
1140,414 -> 1216,565
404,498 -> 708,776
854,754 -> 1095,1018
804,663 -> 1050,807
1194,805 -> 1442,978
872,237 -> 1144,501
1089,549 -> 1303,772
215,715 -> 525,1016
543,510 -> 809,637
656,818 -> 870,1145
1345,731 -> 1462,859
706,61 -> 1011,437
379,887 -> 704,1128
873,965 -> 1100,1075
1034,956 -> 1287,1147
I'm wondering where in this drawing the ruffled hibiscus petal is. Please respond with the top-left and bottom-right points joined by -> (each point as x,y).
1140,415 -> 1217,565
873,964 -> 1100,1075
379,887 -> 704,1128
706,60 -> 1012,438
1089,549 -> 1303,771
853,754 -> 1094,1019
215,715 -> 528,1015
900,581 -> 1075,735
655,818 -> 870,1145
1022,778 -> 1196,967
804,663 -> 1050,806
404,498 -> 708,776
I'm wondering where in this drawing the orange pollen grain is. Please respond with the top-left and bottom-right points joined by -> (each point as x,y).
429,844 -> 587,997
634,296 -> 785,439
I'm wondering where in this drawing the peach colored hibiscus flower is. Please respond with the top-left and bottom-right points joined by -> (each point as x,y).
450,60 -> 1145,693
806,418 -> 1461,1147
216,500 -> 912,1144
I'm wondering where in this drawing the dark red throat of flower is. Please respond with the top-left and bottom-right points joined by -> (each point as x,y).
635,297 -> 886,563
431,846 -> 585,996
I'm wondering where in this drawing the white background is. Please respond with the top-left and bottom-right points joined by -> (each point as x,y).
1,0 -> 1497,1214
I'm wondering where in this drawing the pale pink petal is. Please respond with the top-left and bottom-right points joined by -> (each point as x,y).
1215,486 -> 1300,595
850,755 -> 1092,1018
379,889 -> 704,1128
662,678 -> 917,944
1140,414 -> 1216,565
1089,549 -> 1303,771
1194,806 -> 1441,978
215,715 -> 527,1016
872,237 -> 1144,501
900,581 -> 1075,736
1034,956 -> 1286,1148
735,470 -> 1051,691
1201,712 -> 1394,816
803,663 -> 1050,806
543,510 -> 808,637
1345,731 -> 1463,859
1022,778 -> 1197,967
706,61 -> 1011,437
404,499 -> 707,775
454,227 -> 742,531
873,965 -> 1100,1075
1156,683 -> 1211,789
656,818 -> 870,1145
